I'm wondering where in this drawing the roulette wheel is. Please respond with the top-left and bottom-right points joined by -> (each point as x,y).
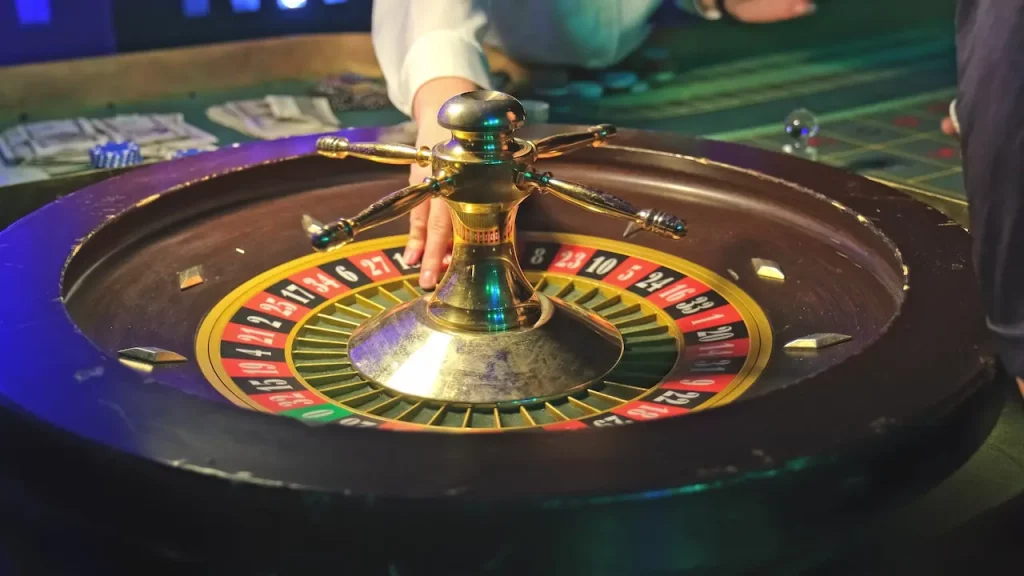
0,91 -> 1001,575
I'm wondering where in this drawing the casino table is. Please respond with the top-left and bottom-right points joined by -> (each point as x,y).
1,2 -> 1022,574
0,0 -> 967,222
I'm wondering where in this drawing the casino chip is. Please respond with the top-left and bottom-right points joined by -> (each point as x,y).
354,91 -> 389,110
89,141 -> 143,169
528,66 -> 571,99
629,81 -> 650,94
566,81 -> 604,100
598,70 -> 639,92
311,73 -> 390,113
534,85 -> 570,98
639,46 -> 677,86
166,148 -> 205,160
520,100 -> 550,124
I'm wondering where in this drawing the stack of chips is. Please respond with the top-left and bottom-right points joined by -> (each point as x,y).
639,47 -> 677,85
598,70 -> 645,94
310,74 -> 389,113
88,141 -> 143,169
530,68 -> 571,99
565,81 -> 605,100
520,100 -> 551,124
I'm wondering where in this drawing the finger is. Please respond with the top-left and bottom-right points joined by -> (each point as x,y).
727,0 -> 816,23
941,117 -> 958,136
408,160 -> 430,187
404,200 -> 429,265
419,197 -> 453,289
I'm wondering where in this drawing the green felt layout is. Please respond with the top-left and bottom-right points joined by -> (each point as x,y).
0,79 -> 407,146
2,18 -> 962,203
726,89 -> 964,200
542,26 -> 962,200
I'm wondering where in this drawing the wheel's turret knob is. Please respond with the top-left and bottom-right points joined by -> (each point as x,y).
437,90 -> 526,133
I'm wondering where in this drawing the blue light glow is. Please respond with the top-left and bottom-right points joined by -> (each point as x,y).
277,0 -> 307,8
182,0 -> 210,18
230,0 -> 261,13
323,0 -> 348,4
15,0 -> 51,25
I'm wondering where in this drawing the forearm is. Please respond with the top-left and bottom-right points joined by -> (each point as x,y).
676,0 -> 724,20
371,0 -> 492,116
956,0 -> 1024,376
413,77 -> 482,124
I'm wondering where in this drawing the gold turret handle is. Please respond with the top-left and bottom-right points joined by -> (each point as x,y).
533,124 -> 616,159
316,135 -> 432,166
304,178 -> 442,251
519,171 -> 686,239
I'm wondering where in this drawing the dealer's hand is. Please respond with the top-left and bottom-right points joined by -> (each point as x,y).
941,99 -> 960,136
724,0 -> 816,22
404,77 -> 480,289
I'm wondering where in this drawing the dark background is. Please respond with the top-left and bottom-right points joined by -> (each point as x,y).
0,0 -> 715,67
0,0 -> 375,67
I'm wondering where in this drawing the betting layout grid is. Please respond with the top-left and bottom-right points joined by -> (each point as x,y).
205,237 -> 761,431
733,95 -> 965,200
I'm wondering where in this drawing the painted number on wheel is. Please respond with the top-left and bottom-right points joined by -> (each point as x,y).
245,293 -> 311,321
628,267 -> 679,295
351,251 -> 400,280
251,390 -> 324,412
604,257 -> 660,288
547,245 -> 596,274
290,269 -> 349,298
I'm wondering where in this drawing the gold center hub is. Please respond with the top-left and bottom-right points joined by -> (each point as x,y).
346,292 -> 624,403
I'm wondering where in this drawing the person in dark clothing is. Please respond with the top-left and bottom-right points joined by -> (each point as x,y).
953,0 -> 1024,395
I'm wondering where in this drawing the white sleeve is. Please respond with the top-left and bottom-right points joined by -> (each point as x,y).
371,0 -> 493,117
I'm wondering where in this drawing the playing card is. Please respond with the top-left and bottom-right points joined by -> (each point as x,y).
208,97 -> 342,140
93,114 -> 182,144
227,99 -> 300,139
1,118 -> 107,163
92,113 -> 220,155
26,118 -> 107,158
0,113 -> 220,177
266,95 -> 340,127
0,164 -> 50,186
0,134 -> 20,164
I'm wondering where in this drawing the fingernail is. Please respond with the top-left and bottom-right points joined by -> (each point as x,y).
420,269 -> 436,289
403,247 -> 417,264
796,1 -> 817,15
442,253 -> 452,266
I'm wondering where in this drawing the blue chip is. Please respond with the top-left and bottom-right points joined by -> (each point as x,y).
534,85 -> 569,98
599,70 -> 638,90
170,148 -> 204,159
648,70 -> 676,84
566,81 -> 604,99
89,141 -> 143,169
629,81 -> 650,94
